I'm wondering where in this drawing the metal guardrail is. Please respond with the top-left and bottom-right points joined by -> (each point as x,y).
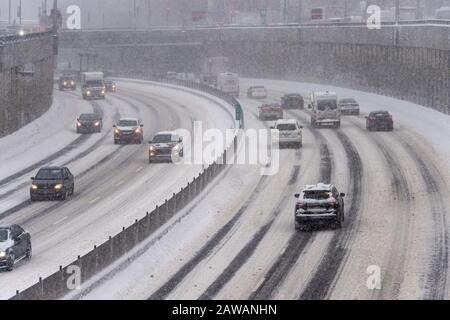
0,31 -> 54,45
56,19 -> 450,33
10,78 -> 242,300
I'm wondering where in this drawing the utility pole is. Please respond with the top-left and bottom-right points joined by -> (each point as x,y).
395,0 -> 400,24
8,0 -> 11,24
298,0 -> 303,24
19,0 -> 22,25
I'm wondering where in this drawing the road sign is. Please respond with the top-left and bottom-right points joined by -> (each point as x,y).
235,102 -> 242,121
260,9 -> 267,24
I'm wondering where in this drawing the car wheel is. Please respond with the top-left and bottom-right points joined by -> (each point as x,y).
6,254 -> 15,271
60,190 -> 67,201
70,185 -> 74,196
25,246 -> 32,260
30,195 -> 36,202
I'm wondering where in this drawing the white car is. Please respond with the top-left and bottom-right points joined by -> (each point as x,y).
113,118 -> 144,144
148,131 -> 184,163
272,119 -> 303,148
247,86 -> 267,99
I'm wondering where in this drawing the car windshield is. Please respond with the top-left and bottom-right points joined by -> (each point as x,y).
0,229 -> 8,242
118,120 -> 138,126
79,114 -> 99,120
153,134 -> 173,143
317,99 -> 337,111
304,191 -> 331,200
35,169 -> 63,180
86,80 -> 104,87
372,112 -> 389,117
105,81 -> 113,85
277,124 -> 297,131
340,99 -> 356,104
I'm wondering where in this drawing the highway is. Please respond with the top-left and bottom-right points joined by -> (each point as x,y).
59,78 -> 450,300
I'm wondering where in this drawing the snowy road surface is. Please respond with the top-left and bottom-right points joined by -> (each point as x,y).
0,80 -> 234,299
63,78 -> 450,300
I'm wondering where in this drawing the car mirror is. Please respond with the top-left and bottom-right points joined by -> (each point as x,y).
148,140 -> 153,144
179,137 -> 183,143
308,104 -> 312,109
294,194 -> 300,198
299,125 -> 303,129
112,124 -> 116,128
31,177 -> 35,180
270,126 -> 275,129
340,193 -> 346,197
140,124 -> 144,127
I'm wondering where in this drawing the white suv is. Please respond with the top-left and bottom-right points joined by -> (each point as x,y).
272,119 -> 303,149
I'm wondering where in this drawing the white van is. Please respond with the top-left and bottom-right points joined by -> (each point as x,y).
309,91 -> 340,128
217,72 -> 239,97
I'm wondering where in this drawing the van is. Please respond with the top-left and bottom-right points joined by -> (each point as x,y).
309,91 -> 340,128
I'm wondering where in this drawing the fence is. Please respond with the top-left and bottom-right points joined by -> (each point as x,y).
10,79 -> 242,300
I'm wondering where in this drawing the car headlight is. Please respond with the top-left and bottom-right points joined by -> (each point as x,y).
31,184 -> 38,190
101,90 -> 105,95
71,81 -> 74,85
134,128 -> 140,134
149,145 -> 155,151
77,122 -> 82,127
54,184 -> 63,190
173,144 -> 180,151
63,81 -> 67,86
114,129 -> 120,134
86,90 -> 91,95
95,121 -> 100,127
0,252 -> 7,258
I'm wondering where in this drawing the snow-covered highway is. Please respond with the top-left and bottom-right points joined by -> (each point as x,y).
0,79 -> 234,299
61,78 -> 450,300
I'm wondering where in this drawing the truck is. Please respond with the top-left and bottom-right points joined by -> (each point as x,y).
200,56 -> 229,86
81,72 -> 106,100
217,72 -> 239,97
309,91 -> 341,128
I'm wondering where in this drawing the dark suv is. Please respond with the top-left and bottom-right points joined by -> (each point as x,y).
30,167 -> 75,201
366,111 -> 393,131
294,183 -> 345,231
58,76 -> 76,91
0,225 -> 32,271
281,94 -> 304,110
77,113 -> 103,133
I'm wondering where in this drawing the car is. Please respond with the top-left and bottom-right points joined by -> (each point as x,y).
272,119 -> 303,148
0,225 -> 32,271
149,131 -> 184,163
113,118 -> 144,144
310,91 -> 341,128
339,98 -> 360,115
294,183 -> 345,231
281,94 -> 304,109
58,76 -> 76,91
366,111 -> 394,131
104,80 -> 117,92
30,167 -> 75,201
76,113 -> 103,133
247,86 -> 267,99
258,103 -> 283,121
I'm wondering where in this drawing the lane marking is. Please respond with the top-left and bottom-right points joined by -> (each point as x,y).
89,196 -> 101,204
115,180 -> 125,187
53,216 -> 68,226
252,277 -> 266,293
135,166 -> 143,173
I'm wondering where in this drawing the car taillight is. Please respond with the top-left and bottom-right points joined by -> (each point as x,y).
328,198 -> 337,207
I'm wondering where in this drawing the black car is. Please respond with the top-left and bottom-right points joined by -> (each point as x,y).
104,80 -> 117,92
339,98 -> 360,115
281,94 -> 304,109
58,76 -> 76,91
294,183 -> 345,231
76,113 -> 103,133
0,225 -> 32,271
30,167 -> 75,201
366,110 -> 394,131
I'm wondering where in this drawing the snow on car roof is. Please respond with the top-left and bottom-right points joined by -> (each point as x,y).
303,183 -> 333,191
119,117 -> 139,121
155,131 -> 178,136
275,119 -> 297,125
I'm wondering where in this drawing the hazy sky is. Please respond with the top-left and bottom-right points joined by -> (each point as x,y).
0,0 -> 44,23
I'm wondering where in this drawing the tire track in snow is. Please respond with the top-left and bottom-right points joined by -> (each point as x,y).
299,130 -> 363,300
249,112 -> 333,300
198,151 -> 301,300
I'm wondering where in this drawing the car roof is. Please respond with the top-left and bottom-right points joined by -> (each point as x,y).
275,119 -> 297,125
303,183 -> 333,192
284,93 -> 301,97
339,98 -> 356,102
155,131 -> 178,136
79,113 -> 100,117
119,117 -> 139,122
370,110 -> 390,115
39,166 -> 64,171
250,85 -> 265,89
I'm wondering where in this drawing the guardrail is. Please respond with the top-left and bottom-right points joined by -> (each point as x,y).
0,30 -> 54,45
56,19 -> 450,33
10,78 -> 242,300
